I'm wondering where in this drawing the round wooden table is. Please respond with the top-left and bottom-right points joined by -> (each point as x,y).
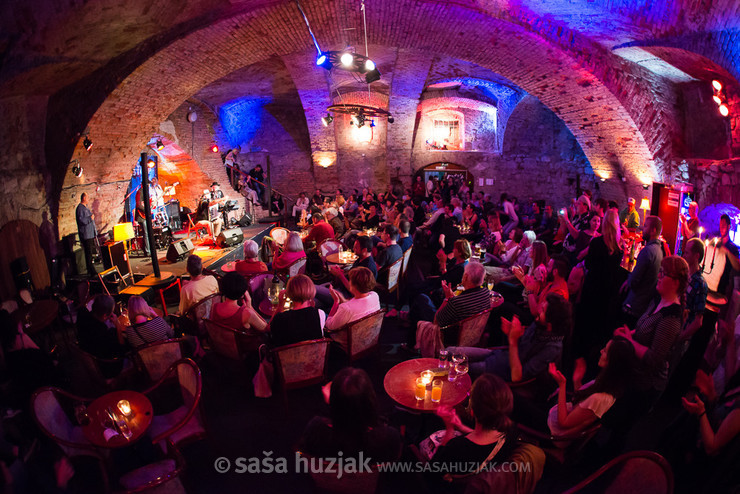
82,390 -> 153,448
324,252 -> 358,265
13,299 -> 60,337
221,261 -> 237,273
384,358 -> 472,412
258,298 -> 281,318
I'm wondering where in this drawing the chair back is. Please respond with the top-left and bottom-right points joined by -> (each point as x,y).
135,338 -> 187,382
299,452 -> 379,494
332,310 -> 385,361
286,258 -> 307,278
184,293 -> 221,339
270,227 -> 290,246
272,339 -> 331,390
318,239 -> 342,258
143,359 -> 205,447
456,309 -> 492,347
401,246 -> 413,277
30,387 -> 95,458
563,450 -> 673,494
385,256 -> 403,293
202,318 -> 247,361
69,343 -> 123,389
248,273 -> 272,310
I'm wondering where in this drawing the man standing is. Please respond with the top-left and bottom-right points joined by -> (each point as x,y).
76,192 -> 97,276
679,201 -> 701,253
621,215 -> 663,325
620,197 -> 640,230
717,214 -> 740,322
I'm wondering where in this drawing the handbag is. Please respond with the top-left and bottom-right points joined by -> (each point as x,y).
252,344 -> 274,398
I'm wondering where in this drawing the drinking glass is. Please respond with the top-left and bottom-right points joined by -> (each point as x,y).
415,378 -> 426,401
431,380 -> 443,403
455,355 -> 469,377
438,349 -> 449,369
450,353 -> 467,381
487,281 -> 494,291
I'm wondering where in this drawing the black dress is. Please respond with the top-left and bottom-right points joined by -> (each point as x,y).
573,236 -> 623,361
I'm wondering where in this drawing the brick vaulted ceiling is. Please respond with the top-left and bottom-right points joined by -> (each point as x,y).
2,0 -> 739,218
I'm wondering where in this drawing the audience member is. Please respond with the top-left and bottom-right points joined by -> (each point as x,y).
179,255 -> 219,314
235,240 -> 268,275
211,272 -> 268,333
269,274 -> 325,348
125,296 -> 174,347
621,215 -> 663,326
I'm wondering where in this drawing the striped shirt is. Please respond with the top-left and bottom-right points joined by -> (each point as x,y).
633,300 -> 682,391
126,316 -> 174,348
436,287 -> 491,328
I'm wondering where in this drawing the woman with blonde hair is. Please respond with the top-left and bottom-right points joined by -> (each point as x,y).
269,274 -> 325,347
125,296 -> 174,347
572,208 -> 625,375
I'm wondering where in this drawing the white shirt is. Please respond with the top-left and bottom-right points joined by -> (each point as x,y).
179,275 -> 219,314
325,292 -> 380,331
503,200 -> 518,224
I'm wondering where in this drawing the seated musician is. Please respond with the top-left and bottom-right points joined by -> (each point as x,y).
195,189 -> 224,238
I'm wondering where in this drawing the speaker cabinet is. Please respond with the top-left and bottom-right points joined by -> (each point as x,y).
216,229 -> 244,248
166,238 -> 195,263
101,241 -> 131,279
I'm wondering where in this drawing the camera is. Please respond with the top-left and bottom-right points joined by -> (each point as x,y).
559,208 -> 566,216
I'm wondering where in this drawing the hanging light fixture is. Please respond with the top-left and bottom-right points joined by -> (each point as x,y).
156,139 -> 164,150
83,136 -> 93,151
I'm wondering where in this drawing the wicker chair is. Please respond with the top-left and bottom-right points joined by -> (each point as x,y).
516,421 -> 602,465
562,450 -> 673,494
134,338 -> 188,382
317,239 -> 343,258
272,338 -> 331,403
286,257 -> 307,278
401,246 -> 413,278
70,343 -> 128,392
182,293 -> 221,340
269,227 -> 291,246
30,387 -> 100,459
375,256 -> 403,309
326,310 -> 385,362
202,318 -> 264,361
142,359 -> 206,451
440,308 -> 492,348
115,440 -> 186,494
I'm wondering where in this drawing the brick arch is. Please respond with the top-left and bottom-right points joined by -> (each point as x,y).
59,0 -> 655,234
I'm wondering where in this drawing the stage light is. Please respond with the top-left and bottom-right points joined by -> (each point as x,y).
72,164 -> 83,177
316,53 -> 326,66
156,139 -> 164,150
713,95 -> 722,105
387,115 -> 394,124
642,183 -> 650,189
365,69 -> 381,84
364,59 -> 375,72
83,136 -> 93,151
712,80 -> 723,91
340,52 -> 354,67
316,52 -> 332,70
147,158 -> 156,168
211,144 -> 219,153
719,104 -> 730,117
321,114 -> 334,126
600,177 -> 606,182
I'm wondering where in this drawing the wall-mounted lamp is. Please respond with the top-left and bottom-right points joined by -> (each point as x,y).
156,139 -> 164,150
83,136 -> 93,151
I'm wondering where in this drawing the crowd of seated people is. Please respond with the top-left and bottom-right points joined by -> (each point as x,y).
6,176 -> 740,493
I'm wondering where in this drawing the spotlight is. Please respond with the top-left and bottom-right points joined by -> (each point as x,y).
719,104 -> 730,117
600,177 -> 606,182
147,158 -> 156,168
365,68 -> 381,84
316,52 -> 332,70
712,80 -> 723,91
211,144 -> 219,153
156,139 -> 164,150
713,95 -> 722,105
642,183 -> 650,190
364,59 -> 376,72
387,115 -> 394,124
321,114 -> 334,127
83,136 -> 93,151
369,120 -> 375,128
72,164 -> 83,177
340,52 -> 354,67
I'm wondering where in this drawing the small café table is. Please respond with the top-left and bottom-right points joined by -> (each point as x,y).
384,358 -> 472,412
221,261 -> 237,273
258,298 -> 279,318
83,391 -> 153,448
324,252 -> 358,265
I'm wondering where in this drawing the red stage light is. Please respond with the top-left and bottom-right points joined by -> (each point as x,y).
211,144 -> 219,153
712,80 -> 722,91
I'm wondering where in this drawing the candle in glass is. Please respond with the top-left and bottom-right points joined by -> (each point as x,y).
117,399 -> 132,417
420,370 -> 434,385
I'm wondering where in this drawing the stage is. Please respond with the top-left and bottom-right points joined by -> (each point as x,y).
127,223 -> 272,278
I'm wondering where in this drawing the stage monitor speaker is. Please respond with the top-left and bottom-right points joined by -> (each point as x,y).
101,241 -> 131,279
166,238 -> 194,263
237,213 -> 252,227
216,229 -> 244,248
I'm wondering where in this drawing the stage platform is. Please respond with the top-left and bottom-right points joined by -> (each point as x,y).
127,223 -> 272,278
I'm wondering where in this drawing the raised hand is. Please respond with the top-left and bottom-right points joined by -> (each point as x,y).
548,362 -> 567,387
681,395 -> 706,416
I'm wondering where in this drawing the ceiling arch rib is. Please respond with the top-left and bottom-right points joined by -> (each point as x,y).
62,0 -> 656,221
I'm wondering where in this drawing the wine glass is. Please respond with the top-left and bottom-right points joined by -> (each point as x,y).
454,354 -> 469,377
487,281 -> 494,291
